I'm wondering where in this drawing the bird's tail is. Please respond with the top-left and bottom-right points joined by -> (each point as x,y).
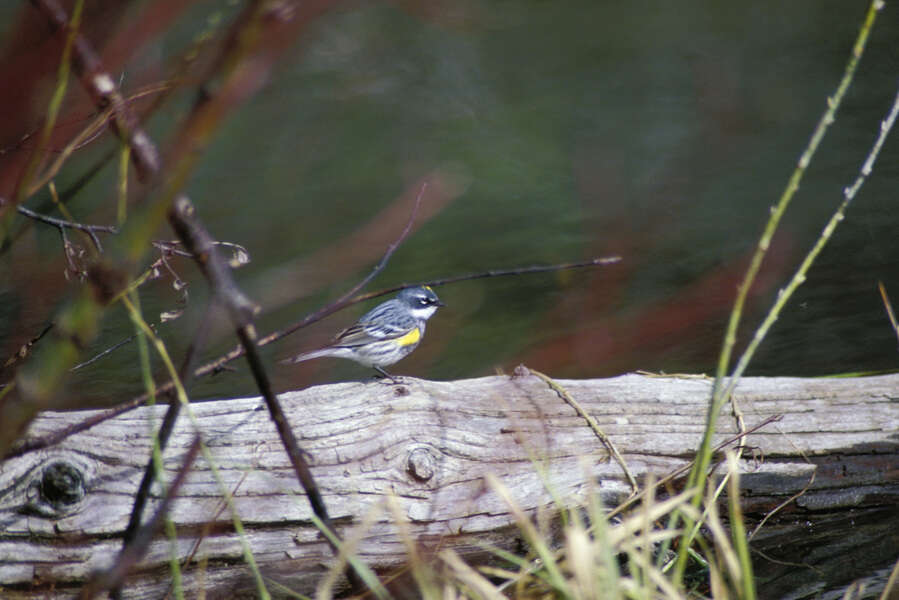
280,348 -> 335,365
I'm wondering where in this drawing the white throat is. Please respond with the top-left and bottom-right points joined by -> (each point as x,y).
410,305 -> 438,321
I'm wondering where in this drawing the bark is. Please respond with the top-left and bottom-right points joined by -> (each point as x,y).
1,372 -> 897,598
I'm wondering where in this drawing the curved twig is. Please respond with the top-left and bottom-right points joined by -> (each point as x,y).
17,205 -> 118,252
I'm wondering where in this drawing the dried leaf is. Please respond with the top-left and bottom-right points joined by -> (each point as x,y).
229,247 -> 250,267
160,309 -> 184,322
216,242 -> 250,268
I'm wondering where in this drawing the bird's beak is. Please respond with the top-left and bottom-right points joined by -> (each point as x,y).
437,300 -> 447,307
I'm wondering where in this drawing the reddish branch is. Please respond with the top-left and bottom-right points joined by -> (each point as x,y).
29,0 -> 161,181
78,436 -> 202,600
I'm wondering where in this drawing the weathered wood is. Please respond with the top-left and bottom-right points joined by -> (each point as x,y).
1,372 -> 897,598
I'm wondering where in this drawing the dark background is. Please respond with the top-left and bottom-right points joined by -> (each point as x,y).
1,1 -> 898,406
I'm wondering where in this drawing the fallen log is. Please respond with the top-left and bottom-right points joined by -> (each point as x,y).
1,372 -> 897,598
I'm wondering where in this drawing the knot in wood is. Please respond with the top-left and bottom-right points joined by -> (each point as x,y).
406,447 -> 437,481
40,461 -> 85,510
26,460 -> 86,518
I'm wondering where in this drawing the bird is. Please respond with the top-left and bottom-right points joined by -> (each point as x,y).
282,286 -> 445,381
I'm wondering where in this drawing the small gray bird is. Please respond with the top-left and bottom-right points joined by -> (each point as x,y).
283,286 -> 444,380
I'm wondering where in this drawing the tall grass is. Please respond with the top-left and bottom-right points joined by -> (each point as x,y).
302,2 -> 897,598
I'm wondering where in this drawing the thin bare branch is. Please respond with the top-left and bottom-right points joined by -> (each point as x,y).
0,323 -> 54,377
118,301 -> 216,561
274,181 -> 427,342
17,205 -> 118,252
3,253 -> 622,460
527,367 -> 638,494
349,256 -> 622,305
166,195 -> 338,532
606,414 -> 782,520
77,435 -> 201,600
169,194 -> 386,592
2,0 -> 335,459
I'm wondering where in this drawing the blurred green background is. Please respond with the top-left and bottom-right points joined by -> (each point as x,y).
1,1 -> 898,405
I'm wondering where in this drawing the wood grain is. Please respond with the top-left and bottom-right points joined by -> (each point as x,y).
1,372 -> 897,598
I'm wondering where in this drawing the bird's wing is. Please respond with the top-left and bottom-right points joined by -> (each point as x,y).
332,314 -> 416,348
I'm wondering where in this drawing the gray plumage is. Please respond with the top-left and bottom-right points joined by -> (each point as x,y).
283,286 -> 444,372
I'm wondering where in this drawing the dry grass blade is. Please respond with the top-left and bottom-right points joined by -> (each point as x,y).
878,281 -> 899,344
386,494 -> 441,600
310,511 -> 390,600
622,550 -> 687,600
608,488 -> 699,548
879,554 -> 899,600
440,549 -> 506,600
704,480 -> 741,593
563,523 -> 598,599
484,473 -> 568,593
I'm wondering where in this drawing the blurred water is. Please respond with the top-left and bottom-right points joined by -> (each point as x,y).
1,1 -> 898,405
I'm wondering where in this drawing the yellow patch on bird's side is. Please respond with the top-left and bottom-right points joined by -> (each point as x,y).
395,327 -> 421,347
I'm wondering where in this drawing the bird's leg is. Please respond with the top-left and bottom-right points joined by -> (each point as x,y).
374,366 -> 402,384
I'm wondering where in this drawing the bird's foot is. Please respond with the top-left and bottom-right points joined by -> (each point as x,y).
373,366 -> 404,385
